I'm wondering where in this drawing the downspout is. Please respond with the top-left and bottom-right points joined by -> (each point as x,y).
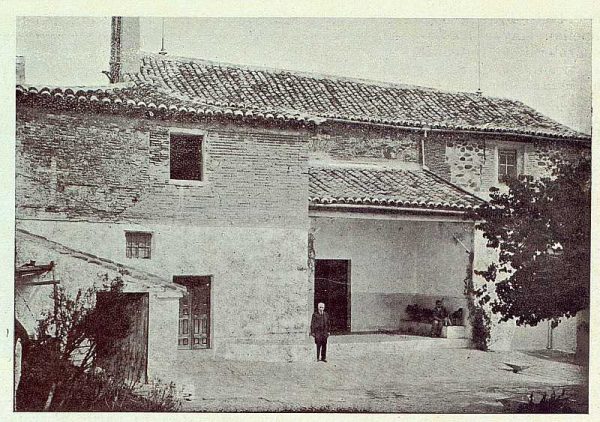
421,126 -> 430,169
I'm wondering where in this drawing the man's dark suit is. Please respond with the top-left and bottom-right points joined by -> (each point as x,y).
310,310 -> 330,361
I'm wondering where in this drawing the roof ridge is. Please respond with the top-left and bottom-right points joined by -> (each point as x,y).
141,51 -> 509,101
17,52 -> 590,141
141,52 -> 589,138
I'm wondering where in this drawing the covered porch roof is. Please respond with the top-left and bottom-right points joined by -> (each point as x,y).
309,163 -> 483,214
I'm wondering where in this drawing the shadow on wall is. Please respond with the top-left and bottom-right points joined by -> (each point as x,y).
351,292 -> 468,332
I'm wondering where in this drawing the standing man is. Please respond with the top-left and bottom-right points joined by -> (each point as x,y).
310,302 -> 330,362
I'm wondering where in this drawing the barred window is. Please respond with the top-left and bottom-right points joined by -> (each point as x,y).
125,232 -> 152,259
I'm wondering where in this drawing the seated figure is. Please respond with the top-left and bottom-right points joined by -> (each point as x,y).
430,299 -> 450,337
450,308 -> 464,326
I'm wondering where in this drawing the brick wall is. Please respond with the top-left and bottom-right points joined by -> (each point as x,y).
16,104 -> 589,225
422,132 -> 452,180
16,106 -> 308,228
309,122 -> 421,163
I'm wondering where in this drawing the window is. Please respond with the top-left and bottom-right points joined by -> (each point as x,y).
174,276 -> 211,349
125,232 -> 152,259
170,134 -> 203,181
498,149 -> 518,182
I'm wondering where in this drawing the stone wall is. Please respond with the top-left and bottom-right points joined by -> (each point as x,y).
525,140 -> 589,178
424,132 -> 589,196
444,137 -> 486,192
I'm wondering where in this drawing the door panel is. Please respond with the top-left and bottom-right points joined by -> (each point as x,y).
175,276 -> 211,349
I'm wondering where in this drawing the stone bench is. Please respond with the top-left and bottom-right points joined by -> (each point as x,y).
399,320 -> 468,339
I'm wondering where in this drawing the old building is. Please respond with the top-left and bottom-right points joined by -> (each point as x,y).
15,17 -> 590,381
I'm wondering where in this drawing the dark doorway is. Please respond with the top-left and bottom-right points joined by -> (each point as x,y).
95,292 -> 149,385
314,259 -> 350,334
174,276 -> 211,349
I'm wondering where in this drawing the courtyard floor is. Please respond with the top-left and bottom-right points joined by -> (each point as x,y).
170,347 -> 588,413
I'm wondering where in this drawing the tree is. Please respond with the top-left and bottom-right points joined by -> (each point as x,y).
18,275 -> 132,410
474,156 -> 590,326
17,273 -> 183,411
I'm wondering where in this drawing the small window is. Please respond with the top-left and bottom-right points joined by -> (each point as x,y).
125,232 -> 152,259
170,134 -> 203,181
498,149 -> 518,182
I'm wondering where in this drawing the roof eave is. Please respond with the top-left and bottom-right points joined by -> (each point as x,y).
309,202 -> 478,219
15,86 -> 591,144
324,117 -> 591,145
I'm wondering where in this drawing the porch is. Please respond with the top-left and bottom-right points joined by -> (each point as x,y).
310,215 -> 474,336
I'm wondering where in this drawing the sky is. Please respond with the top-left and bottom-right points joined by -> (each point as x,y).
16,17 -> 592,134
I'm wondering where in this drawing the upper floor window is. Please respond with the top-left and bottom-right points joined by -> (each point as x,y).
170,134 -> 203,181
498,149 -> 518,182
125,231 -> 152,259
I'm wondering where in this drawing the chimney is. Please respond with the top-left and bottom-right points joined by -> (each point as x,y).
108,17 -> 140,83
16,55 -> 25,85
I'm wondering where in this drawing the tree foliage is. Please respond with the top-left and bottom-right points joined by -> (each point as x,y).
16,274 -> 150,411
474,156 -> 590,326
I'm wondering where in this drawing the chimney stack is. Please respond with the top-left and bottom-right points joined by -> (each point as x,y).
108,17 -> 141,83
16,55 -> 25,85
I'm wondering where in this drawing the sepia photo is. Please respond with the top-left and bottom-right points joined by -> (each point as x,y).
11,16 -> 591,413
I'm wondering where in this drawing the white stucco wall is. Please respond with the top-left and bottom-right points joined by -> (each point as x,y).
16,219 -> 311,370
310,215 -> 473,332
511,318 -> 577,353
472,229 -> 581,354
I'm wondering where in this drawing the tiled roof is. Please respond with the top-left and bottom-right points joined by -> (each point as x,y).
309,164 -> 483,211
16,52 -> 590,141
127,53 -> 589,141
15,83 -> 319,126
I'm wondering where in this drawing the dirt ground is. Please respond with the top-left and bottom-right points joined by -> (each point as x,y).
169,347 -> 588,413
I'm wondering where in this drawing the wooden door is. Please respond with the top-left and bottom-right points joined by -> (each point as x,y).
175,276 -> 211,349
95,292 -> 149,384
